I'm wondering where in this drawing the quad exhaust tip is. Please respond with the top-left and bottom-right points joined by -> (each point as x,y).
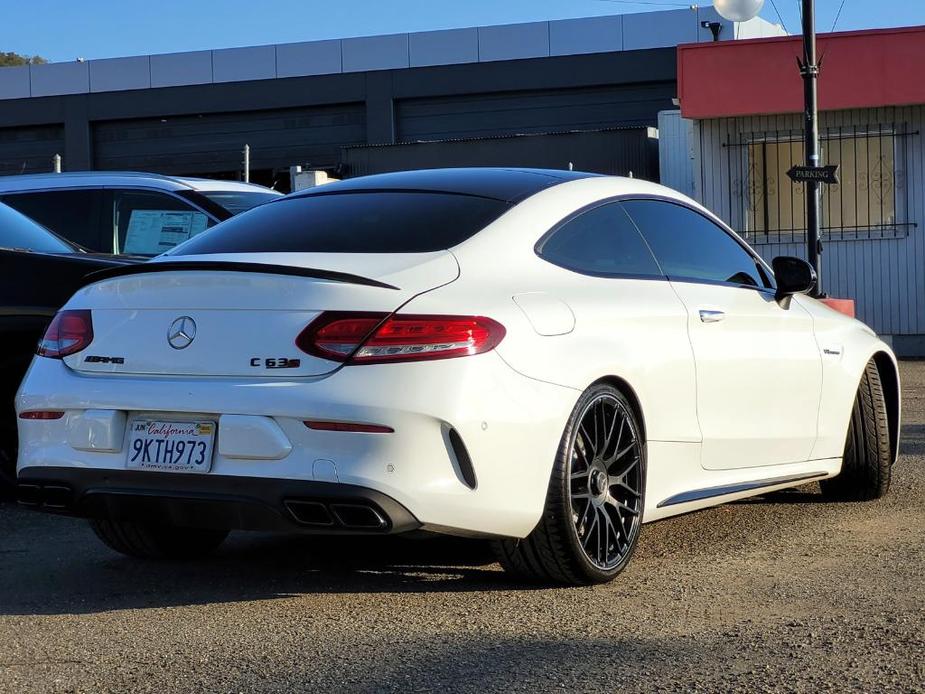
17,483 -> 73,510
285,499 -> 389,530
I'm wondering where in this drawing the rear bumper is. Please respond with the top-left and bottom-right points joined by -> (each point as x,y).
17,466 -> 420,535
16,352 -> 578,538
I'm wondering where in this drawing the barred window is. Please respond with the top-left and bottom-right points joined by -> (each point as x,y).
742,126 -> 912,242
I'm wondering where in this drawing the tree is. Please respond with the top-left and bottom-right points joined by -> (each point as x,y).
0,51 -> 48,67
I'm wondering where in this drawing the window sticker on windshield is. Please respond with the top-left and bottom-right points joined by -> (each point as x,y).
123,210 -> 209,254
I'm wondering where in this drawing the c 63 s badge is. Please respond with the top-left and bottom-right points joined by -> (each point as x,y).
250,357 -> 301,369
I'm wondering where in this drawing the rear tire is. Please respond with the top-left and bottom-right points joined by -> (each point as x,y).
820,359 -> 892,501
90,519 -> 228,559
493,384 -> 645,585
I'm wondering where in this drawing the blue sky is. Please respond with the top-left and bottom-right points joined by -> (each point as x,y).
3,1 -> 924,62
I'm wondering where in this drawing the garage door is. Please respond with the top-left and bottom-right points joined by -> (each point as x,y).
0,124 -> 65,176
93,104 -> 366,174
396,83 -> 675,142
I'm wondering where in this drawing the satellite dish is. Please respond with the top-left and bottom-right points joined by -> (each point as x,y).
713,0 -> 765,22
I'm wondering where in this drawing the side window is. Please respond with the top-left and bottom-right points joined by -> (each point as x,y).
621,199 -> 772,289
112,190 -> 214,256
1,190 -> 105,250
537,202 -> 662,278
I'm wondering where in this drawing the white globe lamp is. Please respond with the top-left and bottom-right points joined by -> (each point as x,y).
713,0 -> 765,22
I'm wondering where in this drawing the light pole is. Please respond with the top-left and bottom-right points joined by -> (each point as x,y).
799,0 -> 823,296
715,0 -> 829,297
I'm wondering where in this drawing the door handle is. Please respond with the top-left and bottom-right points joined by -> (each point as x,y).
699,309 -> 726,323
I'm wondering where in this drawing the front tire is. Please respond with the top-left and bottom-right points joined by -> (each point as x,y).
821,359 -> 892,501
494,384 -> 645,585
90,519 -> 229,559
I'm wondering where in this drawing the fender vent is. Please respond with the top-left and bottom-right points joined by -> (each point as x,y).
448,428 -> 477,490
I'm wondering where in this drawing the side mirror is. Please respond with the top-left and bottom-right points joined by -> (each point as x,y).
772,256 -> 816,304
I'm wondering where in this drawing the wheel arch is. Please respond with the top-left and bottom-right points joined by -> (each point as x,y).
872,351 -> 900,464
588,375 -> 647,445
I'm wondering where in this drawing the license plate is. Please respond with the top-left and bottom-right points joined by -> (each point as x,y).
127,420 -> 215,473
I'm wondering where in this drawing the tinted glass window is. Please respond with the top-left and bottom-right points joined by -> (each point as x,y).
537,202 -> 662,278
202,191 -> 280,215
112,190 -> 213,255
2,189 -> 103,249
0,202 -> 75,254
170,192 -> 511,255
622,200 -> 772,289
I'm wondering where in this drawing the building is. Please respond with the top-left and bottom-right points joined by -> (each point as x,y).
664,25 -> 925,356
0,8 -> 782,188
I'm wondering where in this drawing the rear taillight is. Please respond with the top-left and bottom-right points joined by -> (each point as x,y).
297,312 -> 506,364
36,310 -> 93,359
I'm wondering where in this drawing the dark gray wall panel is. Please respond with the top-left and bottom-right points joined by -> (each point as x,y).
342,128 -> 659,181
396,83 -> 675,142
0,124 -> 64,175
92,104 -> 366,174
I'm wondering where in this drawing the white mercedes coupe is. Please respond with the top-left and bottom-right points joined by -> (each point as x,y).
15,168 -> 899,585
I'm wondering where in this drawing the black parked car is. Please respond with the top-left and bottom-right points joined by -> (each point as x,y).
0,202 -> 140,489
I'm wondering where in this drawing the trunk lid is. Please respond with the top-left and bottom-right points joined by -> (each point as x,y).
63,252 -> 458,378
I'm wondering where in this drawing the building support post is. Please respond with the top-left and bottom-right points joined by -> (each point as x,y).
801,0 -> 823,296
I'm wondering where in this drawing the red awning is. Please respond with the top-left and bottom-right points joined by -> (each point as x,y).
678,25 -> 925,119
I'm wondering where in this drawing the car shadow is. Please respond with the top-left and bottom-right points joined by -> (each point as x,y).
0,506 -> 546,616
224,634 -> 721,693
899,423 -> 925,456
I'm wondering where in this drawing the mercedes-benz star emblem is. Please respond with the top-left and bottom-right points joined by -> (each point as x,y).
167,316 -> 197,350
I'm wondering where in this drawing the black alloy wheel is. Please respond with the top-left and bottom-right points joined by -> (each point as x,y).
493,383 -> 645,585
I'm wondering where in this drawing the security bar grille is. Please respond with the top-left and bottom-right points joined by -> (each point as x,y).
724,124 -> 918,244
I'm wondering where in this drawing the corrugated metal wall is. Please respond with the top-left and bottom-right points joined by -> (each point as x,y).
396,83 -> 676,142
0,124 -> 64,175
690,106 -> 924,337
657,110 -> 695,198
341,127 -> 659,180
92,104 -> 366,174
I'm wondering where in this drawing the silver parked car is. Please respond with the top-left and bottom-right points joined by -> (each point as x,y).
0,172 -> 282,256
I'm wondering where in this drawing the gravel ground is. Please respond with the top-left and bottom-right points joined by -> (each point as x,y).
1,364 -> 924,693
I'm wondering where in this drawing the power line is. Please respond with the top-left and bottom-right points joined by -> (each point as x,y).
768,0 -> 791,35
592,0 -> 691,7
830,0 -> 848,33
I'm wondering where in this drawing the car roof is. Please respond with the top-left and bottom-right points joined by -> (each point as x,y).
291,167 -> 601,204
0,171 -> 281,195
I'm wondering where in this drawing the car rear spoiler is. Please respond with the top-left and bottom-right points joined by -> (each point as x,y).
84,260 -> 399,290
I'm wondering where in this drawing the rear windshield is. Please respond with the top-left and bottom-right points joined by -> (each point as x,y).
201,191 -> 280,215
0,202 -> 76,254
170,192 -> 511,255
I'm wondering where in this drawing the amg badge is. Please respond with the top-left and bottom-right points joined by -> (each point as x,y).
84,355 -> 125,365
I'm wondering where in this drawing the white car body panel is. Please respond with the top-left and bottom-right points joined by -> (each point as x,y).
15,171 -> 899,539
64,252 -> 458,378
669,280 -> 822,470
